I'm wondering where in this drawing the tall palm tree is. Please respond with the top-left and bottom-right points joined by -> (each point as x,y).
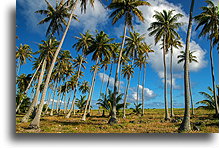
21,38 -> 59,122
16,44 -> 33,76
107,0 -> 151,124
179,0 -> 195,132
169,38 -> 183,117
148,9 -> 183,121
81,31 -> 113,121
177,50 -> 198,115
194,0 -> 219,117
29,0 -> 95,129
122,64 -> 134,118
65,55 -> 87,118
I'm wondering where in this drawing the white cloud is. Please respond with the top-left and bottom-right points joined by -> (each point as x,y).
18,0 -> 108,34
128,85 -> 156,103
71,1 -> 108,32
98,72 -> 124,89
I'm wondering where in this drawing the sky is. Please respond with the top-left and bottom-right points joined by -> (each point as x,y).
16,0 -> 219,110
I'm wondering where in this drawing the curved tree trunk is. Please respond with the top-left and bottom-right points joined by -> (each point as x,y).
163,35 -> 170,121
28,2 -> 78,129
123,76 -> 131,118
109,23 -> 127,124
170,47 -> 174,117
179,0 -> 194,132
209,39 -> 219,116
21,59 -> 46,123
16,60 -> 43,113
81,58 -> 99,121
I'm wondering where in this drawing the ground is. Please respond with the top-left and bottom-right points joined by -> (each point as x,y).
16,108 -> 219,133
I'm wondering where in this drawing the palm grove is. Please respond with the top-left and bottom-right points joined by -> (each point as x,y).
16,0 -> 219,132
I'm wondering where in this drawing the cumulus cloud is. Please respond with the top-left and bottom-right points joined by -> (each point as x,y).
18,0 -> 108,34
98,72 -> 124,89
127,85 -> 156,103
71,1 -> 108,32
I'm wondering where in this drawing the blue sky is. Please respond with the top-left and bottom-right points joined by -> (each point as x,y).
16,0 -> 219,109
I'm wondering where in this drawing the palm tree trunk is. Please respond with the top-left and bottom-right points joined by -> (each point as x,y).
105,63 -> 113,96
170,48 -> 174,117
25,60 -> 43,94
188,72 -> 195,115
209,39 -> 219,116
50,81 -> 58,116
142,64 -> 146,115
56,85 -> 62,114
81,58 -> 99,121
123,76 -> 131,118
179,0 -> 194,132
136,69 -> 141,106
44,91 -> 52,115
163,35 -> 170,121
65,58 -> 83,118
109,22 -> 127,124
28,1 -> 78,129
21,59 -> 46,123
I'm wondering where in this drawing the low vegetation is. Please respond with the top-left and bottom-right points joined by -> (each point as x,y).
16,108 -> 218,133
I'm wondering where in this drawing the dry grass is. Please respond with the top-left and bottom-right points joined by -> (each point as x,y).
16,108 -> 219,133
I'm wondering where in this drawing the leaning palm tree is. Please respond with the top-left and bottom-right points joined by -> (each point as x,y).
21,38 -> 59,123
194,0 -> 219,117
122,64 -> 134,118
107,0 -> 151,124
148,9 -> 183,121
169,37 -> 183,117
81,31 -> 113,121
196,86 -> 219,110
177,50 -> 198,115
179,0 -> 195,132
16,44 -> 33,76
29,0 -> 95,129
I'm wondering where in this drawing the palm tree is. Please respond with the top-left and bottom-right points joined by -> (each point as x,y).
16,44 -> 33,76
65,55 -> 87,118
16,74 -> 32,113
194,0 -> 219,117
124,31 -> 147,63
21,38 -> 59,122
177,50 -> 198,115
122,64 -> 134,118
79,81 -> 90,94
35,0 -> 77,37
75,95 -> 87,113
97,90 -> 125,117
148,9 -> 183,121
107,0 -> 151,124
81,31 -> 113,121
29,0 -> 95,129
169,38 -> 183,117
179,0 -> 195,132
196,86 -> 219,110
